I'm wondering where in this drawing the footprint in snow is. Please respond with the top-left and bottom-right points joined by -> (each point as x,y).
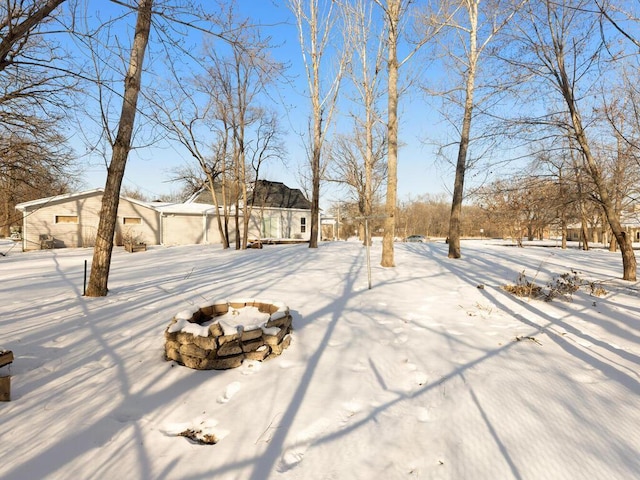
569,369 -> 603,384
404,371 -> 429,392
113,405 -> 143,423
339,400 -> 363,424
217,381 -> 241,404
413,371 -> 428,387
350,361 -> 367,372
240,360 -> 262,375
394,334 -> 409,344
446,329 -> 464,336
416,407 -> 431,423
278,359 -> 300,370
278,418 -> 331,472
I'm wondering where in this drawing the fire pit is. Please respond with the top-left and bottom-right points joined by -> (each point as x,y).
164,299 -> 292,370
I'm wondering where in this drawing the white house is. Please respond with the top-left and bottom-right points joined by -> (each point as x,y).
15,181 -> 312,251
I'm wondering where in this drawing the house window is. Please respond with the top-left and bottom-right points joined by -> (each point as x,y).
301,217 -> 307,234
123,217 -> 142,225
55,215 -> 78,224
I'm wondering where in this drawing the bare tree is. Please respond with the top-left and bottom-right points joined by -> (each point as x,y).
243,111 -> 285,243
152,64 -> 233,248
443,0 -> 523,259
506,0 -> 637,280
374,0 -> 447,266
0,0 -> 67,73
327,125 -> 387,242
0,130 -> 77,236
397,193 -> 452,238
85,0 -> 153,297
288,0 -> 346,248
475,177 -> 538,246
338,0 -> 387,246
532,143 -> 581,249
0,1 -> 89,239
374,0 -> 401,266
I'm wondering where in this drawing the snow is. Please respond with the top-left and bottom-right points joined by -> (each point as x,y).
171,319 -> 208,337
219,306 -> 271,330
169,305 -> 272,337
1,239 -> 640,479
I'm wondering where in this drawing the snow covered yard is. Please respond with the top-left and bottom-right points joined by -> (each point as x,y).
0,239 -> 639,480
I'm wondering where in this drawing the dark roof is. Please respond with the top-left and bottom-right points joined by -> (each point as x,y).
190,180 -> 311,210
250,180 -> 311,209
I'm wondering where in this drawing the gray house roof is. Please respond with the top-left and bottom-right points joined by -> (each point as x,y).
250,180 -> 311,209
188,180 -> 311,210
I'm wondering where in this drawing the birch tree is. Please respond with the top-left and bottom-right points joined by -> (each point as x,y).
288,0 -> 345,248
339,0 -> 387,245
373,0 -> 449,266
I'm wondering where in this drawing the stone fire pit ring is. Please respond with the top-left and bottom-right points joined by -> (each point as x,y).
164,299 -> 292,370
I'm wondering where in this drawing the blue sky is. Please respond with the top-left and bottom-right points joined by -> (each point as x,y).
77,1 -> 454,207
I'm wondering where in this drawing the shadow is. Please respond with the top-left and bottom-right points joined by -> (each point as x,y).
244,248 -> 364,480
421,243 -> 640,395
3,241 -> 639,479
0,242 -> 358,479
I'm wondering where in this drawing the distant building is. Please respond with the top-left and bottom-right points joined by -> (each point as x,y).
15,181 -> 312,251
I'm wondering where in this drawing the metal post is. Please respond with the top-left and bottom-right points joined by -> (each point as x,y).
83,260 -> 87,296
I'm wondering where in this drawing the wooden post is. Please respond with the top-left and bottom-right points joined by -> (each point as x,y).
1,350 -> 14,401
0,350 -> 13,368
0,376 -> 10,402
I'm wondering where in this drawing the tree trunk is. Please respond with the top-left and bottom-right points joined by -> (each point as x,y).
562,77 -> 636,278
307,0 -> 322,250
309,137 -> 321,248
448,1 -> 478,260
207,175 -> 228,249
364,96 -> 374,248
381,0 -> 400,267
85,0 -> 153,297
308,29 -> 322,250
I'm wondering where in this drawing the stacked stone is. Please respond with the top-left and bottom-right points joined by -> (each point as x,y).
164,300 -> 293,370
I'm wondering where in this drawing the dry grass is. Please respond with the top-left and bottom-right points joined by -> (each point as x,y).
178,429 -> 218,445
503,270 -> 607,302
